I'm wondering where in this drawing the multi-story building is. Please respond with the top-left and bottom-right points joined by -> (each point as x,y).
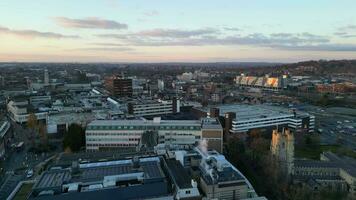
0,120 -> 11,159
85,117 -> 223,152
23,145 -> 265,200
155,146 -> 262,199
105,75 -> 133,97
195,104 -> 315,134
7,100 -> 48,124
127,98 -> 180,117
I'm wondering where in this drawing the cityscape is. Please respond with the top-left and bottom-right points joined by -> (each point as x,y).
1,1 -> 356,200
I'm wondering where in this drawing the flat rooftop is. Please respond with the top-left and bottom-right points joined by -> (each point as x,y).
34,157 -> 165,190
32,157 -> 168,199
199,104 -> 311,122
87,119 -> 202,127
201,118 -> 222,130
165,159 -> 192,189
33,169 -> 71,190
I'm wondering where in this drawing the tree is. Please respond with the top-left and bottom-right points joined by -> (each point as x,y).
27,113 -> 38,129
63,123 -> 85,152
27,113 -> 38,147
38,122 -> 48,146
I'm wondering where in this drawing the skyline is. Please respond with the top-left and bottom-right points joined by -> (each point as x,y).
1,0 -> 356,62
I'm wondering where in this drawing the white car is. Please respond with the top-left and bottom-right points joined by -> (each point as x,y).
26,169 -> 34,178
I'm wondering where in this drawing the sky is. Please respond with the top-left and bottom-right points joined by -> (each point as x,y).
1,0 -> 356,63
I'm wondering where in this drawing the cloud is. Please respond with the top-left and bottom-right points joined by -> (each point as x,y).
339,25 -> 356,31
97,28 -> 356,51
98,30 -> 329,46
89,42 -> 126,47
53,17 -> 128,30
334,31 -> 356,38
272,44 -> 356,52
134,28 -> 219,38
224,27 -> 241,31
143,10 -> 159,16
96,28 -> 220,40
70,47 -> 134,52
96,34 -> 129,39
0,25 -> 79,39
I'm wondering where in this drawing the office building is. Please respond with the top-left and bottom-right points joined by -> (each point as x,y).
127,98 -> 180,117
105,75 -> 133,97
195,104 -> 315,134
7,99 -> 48,124
0,120 -> 11,159
86,117 -> 223,153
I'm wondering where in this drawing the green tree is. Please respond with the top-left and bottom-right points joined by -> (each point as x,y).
63,123 -> 85,152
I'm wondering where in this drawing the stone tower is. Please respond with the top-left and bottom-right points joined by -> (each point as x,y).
271,128 -> 294,176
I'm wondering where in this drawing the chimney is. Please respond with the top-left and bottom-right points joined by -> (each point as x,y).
224,112 -> 236,140
210,107 -> 220,118
132,156 -> 140,168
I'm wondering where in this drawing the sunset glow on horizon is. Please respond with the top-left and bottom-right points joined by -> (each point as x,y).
1,0 -> 356,62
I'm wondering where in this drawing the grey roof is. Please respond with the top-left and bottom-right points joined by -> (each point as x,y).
296,152 -> 356,177
33,169 -> 71,190
74,160 -> 165,183
198,104 -> 311,122
33,157 -> 166,193
294,160 -> 340,168
165,159 -> 192,189
201,118 -> 223,130
32,181 -> 169,200
201,167 -> 245,185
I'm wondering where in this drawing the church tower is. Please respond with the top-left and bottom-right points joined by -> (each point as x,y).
271,128 -> 294,176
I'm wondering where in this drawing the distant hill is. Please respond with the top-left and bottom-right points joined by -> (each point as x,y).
281,60 -> 356,75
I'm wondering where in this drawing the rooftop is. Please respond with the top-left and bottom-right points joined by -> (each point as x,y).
87,119 -> 202,128
165,159 -> 192,189
32,156 -> 168,199
199,104 -> 311,122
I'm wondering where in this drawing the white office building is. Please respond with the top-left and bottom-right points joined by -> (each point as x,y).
127,98 -> 180,117
85,117 -> 223,152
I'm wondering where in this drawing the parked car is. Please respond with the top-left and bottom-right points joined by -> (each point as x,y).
26,169 -> 33,178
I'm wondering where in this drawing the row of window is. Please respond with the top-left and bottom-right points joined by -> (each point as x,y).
87,132 -> 142,136
87,125 -> 201,131
87,138 -> 140,142
87,143 -> 137,147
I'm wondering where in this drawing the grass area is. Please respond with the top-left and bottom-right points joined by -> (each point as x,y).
295,144 -> 356,160
13,183 -> 34,200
